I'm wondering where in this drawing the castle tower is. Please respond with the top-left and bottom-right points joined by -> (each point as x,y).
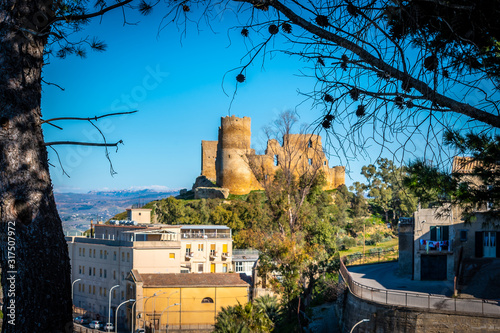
216,116 -> 254,195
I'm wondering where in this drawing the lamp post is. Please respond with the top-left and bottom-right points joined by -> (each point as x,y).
152,291 -> 178,333
115,299 -> 135,333
159,303 -> 180,333
71,278 -> 81,310
108,285 -> 120,328
131,296 -> 150,333
143,292 -> 160,331
350,318 -> 370,333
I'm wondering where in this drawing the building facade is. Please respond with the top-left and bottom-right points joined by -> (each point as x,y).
127,270 -> 250,332
67,222 -> 233,329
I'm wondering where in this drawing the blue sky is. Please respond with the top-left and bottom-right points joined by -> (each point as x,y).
41,6 -> 401,193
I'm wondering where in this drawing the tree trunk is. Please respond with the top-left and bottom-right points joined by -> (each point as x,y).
0,2 -> 73,332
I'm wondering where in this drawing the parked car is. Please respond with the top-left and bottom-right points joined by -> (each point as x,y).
104,322 -> 114,332
89,320 -> 102,329
135,329 -> 145,333
74,316 -> 90,324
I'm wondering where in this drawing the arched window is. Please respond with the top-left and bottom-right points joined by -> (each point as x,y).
202,297 -> 214,303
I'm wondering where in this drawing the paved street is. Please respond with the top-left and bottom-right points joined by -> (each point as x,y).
347,262 -> 455,296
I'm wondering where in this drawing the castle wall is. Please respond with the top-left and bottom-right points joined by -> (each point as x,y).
204,116 -> 345,195
201,140 -> 218,181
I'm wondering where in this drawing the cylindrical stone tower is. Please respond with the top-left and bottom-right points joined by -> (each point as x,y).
216,115 -> 253,195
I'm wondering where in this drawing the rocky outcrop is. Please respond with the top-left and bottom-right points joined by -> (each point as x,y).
192,175 -> 216,191
194,187 -> 229,199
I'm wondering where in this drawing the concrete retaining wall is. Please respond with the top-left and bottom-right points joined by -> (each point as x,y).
339,291 -> 500,333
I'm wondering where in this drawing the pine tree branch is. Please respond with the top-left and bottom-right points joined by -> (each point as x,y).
49,0 -> 134,24
233,0 -> 500,128
41,110 -> 137,124
44,140 -> 123,147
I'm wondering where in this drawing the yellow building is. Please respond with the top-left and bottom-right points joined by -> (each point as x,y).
127,270 -> 250,332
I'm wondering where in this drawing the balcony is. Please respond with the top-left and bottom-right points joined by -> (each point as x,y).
185,252 -> 194,260
209,251 -> 217,260
418,240 -> 452,253
221,252 -> 230,260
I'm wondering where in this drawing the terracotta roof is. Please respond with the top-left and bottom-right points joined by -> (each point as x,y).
452,156 -> 482,174
452,156 -> 498,174
139,273 -> 251,288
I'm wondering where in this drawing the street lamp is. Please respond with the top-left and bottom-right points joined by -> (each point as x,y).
71,278 -> 82,306
350,318 -> 370,333
115,299 -> 135,333
152,291 -> 178,333
143,291 -> 160,331
159,303 -> 180,333
131,295 -> 150,333
108,285 -> 120,328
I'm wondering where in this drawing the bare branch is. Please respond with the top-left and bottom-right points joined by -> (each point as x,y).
44,141 -> 123,147
41,110 -> 137,124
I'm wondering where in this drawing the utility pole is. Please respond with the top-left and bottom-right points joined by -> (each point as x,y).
363,222 -> 366,263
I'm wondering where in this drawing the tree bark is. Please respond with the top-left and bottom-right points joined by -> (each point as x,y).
0,1 -> 73,332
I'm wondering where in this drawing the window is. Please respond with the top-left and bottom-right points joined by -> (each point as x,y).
79,266 -> 82,274
100,268 -> 102,278
122,272 -> 125,281
222,244 -> 228,254
78,284 -> 81,292
430,226 -> 449,241
186,244 -> 191,255
93,286 -> 95,295
100,250 -> 103,259
121,291 -> 124,300
93,267 -> 96,276
79,248 -> 82,256
198,263 -> 204,273
460,230 -> 468,242
169,253 -> 175,259
93,249 -> 96,258
235,262 -> 244,272
222,264 -> 228,273
99,287 -> 102,296
210,244 -> 216,256
202,297 -> 214,303
114,251 -> 117,261
103,288 -> 106,297
88,285 -> 91,294
82,248 -> 85,257
181,269 -> 190,273
198,244 -> 204,252
89,267 -> 91,276
127,253 -> 130,262
122,252 -> 125,261
104,269 -> 107,279
104,251 -> 108,259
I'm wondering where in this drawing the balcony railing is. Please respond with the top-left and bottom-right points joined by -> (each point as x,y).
210,251 -> 217,259
221,252 -> 230,259
418,240 -> 452,252
185,252 -> 194,260
181,232 -> 231,239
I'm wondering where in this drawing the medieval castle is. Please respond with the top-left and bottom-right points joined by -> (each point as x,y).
194,115 -> 345,197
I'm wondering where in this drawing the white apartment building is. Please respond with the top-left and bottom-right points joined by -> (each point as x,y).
66,221 -> 232,325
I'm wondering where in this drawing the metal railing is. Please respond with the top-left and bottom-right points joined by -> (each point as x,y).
339,258 -> 500,316
344,249 -> 398,266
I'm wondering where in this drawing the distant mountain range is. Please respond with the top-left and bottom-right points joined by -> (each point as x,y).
55,188 -> 178,235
